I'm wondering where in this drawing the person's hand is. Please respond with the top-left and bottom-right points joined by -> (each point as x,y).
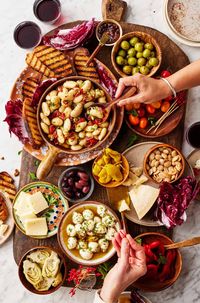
100,231 -> 147,303
115,74 -> 172,106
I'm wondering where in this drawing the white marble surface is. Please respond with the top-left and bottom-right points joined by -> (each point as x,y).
0,0 -> 200,302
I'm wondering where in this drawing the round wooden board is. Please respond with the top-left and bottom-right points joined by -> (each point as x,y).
123,141 -> 194,227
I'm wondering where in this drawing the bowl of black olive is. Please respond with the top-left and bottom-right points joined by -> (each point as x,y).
58,166 -> 94,203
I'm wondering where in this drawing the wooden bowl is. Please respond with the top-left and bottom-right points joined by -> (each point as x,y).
96,19 -> 123,46
143,143 -> 185,184
37,76 -> 117,155
57,201 -> 121,266
92,154 -> 129,188
18,246 -> 67,295
133,232 -> 182,292
111,31 -> 162,78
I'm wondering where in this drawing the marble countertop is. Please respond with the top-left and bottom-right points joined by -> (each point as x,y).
0,0 -> 200,302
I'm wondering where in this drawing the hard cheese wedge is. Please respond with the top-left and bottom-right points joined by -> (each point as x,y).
14,192 -> 34,217
24,217 -> 48,236
20,213 -> 37,225
28,191 -> 48,215
129,185 -> 159,220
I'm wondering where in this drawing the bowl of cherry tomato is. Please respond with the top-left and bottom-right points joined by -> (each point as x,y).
133,232 -> 182,292
125,70 -> 186,138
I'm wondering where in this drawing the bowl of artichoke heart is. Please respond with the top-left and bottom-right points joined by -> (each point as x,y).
57,201 -> 121,266
111,31 -> 162,78
18,246 -> 67,294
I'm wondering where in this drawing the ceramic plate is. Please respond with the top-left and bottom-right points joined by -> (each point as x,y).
0,191 -> 14,245
119,292 -> 152,303
13,182 -> 69,239
187,149 -> 200,201
123,141 -> 194,227
164,0 -> 200,47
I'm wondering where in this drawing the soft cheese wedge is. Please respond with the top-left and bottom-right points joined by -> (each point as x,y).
129,185 -> 159,220
24,217 -> 48,236
28,192 -> 48,215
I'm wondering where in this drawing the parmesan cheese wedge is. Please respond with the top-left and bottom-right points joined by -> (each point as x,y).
129,185 -> 159,220
28,192 -> 48,215
24,217 -> 48,236
14,192 -> 34,217
20,213 -> 37,226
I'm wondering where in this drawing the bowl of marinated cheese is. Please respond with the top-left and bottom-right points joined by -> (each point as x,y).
37,76 -> 117,154
57,201 -> 121,265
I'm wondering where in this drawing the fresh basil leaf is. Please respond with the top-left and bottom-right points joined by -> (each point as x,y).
29,172 -> 37,181
158,254 -> 167,265
148,116 -> 157,126
136,238 -> 142,245
34,160 -> 40,167
126,133 -> 138,148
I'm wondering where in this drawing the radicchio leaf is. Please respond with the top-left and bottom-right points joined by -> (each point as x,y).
155,176 -> 200,228
31,78 -> 57,107
96,62 -> 117,98
43,19 -> 96,50
4,100 -> 29,144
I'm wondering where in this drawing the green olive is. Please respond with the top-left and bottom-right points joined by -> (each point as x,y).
132,67 -> 140,75
137,57 -> 146,66
121,40 -> 130,50
149,57 -> 159,67
146,61 -> 153,69
116,56 -> 125,65
128,57 -> 137,66
123,65 -> 132,75
150,51 -> 156,58
135,42 -> 144,52
136,52 -> 143,59
123,59 -> 128,65
140,66 -> 150,75
129,37 -> 139,46
144,43 -> 154,50
118,49 -> 127,57
127,48 -> 136,57
143,49 -> 151,58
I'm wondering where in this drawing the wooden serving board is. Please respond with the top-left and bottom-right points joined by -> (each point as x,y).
13,18 -> 189,288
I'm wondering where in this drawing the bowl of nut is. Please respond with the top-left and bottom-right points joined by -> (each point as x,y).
111,31 -> 162,78
143,143 -> 185,184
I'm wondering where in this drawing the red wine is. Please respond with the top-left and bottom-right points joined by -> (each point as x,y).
33,0 -> 61,23
186,122 -> 200,148
14,21 -> 41,49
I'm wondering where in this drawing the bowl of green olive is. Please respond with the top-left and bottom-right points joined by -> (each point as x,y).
111,31 -> 162,78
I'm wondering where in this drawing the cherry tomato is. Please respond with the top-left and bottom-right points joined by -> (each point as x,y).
161,70 -> 171,78
151,101 -> 161,109
129,114 -> 140,126
133,103 -> 141,109
146,104 -> 156,114
139,117 -> 148,129
125,104 -> 134,111
161,101 -> 170,112
137,108 -> 145,117
164,95 -> 173,102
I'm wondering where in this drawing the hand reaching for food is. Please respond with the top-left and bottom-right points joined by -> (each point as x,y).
100,231 -> 146,303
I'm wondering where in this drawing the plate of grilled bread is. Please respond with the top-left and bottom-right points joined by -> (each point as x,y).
0,190 -> 14,245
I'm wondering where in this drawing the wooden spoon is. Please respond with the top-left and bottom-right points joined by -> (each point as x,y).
165,236 -> 200,250
87,86 -> 136,122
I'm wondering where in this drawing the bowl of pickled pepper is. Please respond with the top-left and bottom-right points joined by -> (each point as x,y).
92,148 -> 129,188
133,232 -> 182,292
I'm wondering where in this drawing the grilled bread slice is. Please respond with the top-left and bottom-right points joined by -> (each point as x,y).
22,77 -> 39,101
22,98 -> 44,149
26,45 -> 73,79
0,192 -> 8,222
74,48 -> 100,83
0,172 -> 16,202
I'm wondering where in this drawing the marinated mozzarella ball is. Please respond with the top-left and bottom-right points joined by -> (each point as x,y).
94,216 -> 101,224
66,224 -> 76,237
99,238 -> 109,252
97,205 -> 107,217
67,237 -> 77,250
79,249 -> 93,260
88,241 -> 99,253
82,209 -> 94,221
105,227 -> 116,241
72,211 -> 83,224
75,223 -> 86,238
94,222 -> 107,234
102,214 -> 115,227
82,219 -> 95,231
77,240 -> 87,250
